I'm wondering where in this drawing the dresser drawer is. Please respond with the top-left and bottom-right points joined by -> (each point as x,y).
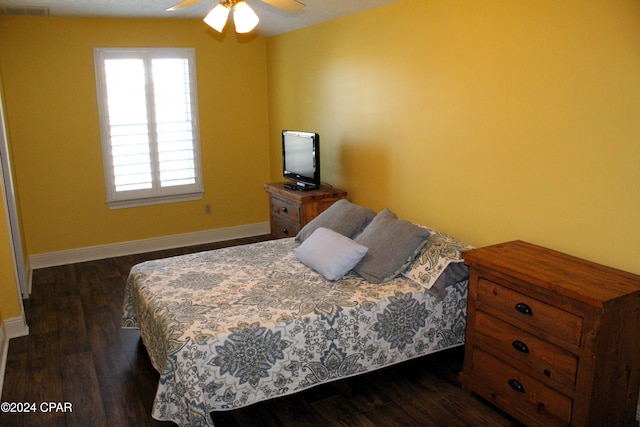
475,311 -> 578,389
477,278 -> 583,346
270,196 -> 301,223
469,349 -> 573,426
270,215 -> 300,239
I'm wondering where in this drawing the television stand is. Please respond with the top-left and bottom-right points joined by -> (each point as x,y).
264,182 -> 347,238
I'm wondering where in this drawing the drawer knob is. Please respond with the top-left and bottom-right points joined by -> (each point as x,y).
281,206 -> 288,213
512,340 -> 530,354
282,228 -> 289,235
508,379 -> 525,393
515,302 -> 533,316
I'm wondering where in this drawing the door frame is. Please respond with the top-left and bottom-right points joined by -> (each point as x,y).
0,90 -> 28,299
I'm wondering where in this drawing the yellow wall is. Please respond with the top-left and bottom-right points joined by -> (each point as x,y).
267,0 -> 640,275
0,16 -> 270,255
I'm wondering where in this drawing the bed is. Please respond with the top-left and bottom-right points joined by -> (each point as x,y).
122,201 -> 472,427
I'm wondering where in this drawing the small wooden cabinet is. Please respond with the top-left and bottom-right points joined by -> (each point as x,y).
459,240 -> 640,427
264,182 -> 347,239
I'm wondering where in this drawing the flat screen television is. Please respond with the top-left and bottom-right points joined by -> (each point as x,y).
282,130 -> 320,190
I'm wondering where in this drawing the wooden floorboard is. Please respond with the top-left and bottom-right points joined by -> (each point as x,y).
1,234 -> 522,426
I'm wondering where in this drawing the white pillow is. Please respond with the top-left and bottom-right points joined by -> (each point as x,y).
295,227 -> 368,281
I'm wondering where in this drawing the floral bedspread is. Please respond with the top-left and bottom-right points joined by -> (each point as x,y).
122,238 -> 467,427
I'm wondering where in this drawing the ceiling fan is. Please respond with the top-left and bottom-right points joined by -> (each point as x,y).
167,0 -> 305,33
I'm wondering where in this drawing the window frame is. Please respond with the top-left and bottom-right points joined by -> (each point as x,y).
93,47 -> 204,209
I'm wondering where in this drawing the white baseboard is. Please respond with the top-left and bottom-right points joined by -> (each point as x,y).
29,222 -> 270,270
4,316 -> 29,339
0,316 -> 28,398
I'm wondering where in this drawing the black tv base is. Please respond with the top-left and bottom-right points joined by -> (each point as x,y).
283,183 -> 318,191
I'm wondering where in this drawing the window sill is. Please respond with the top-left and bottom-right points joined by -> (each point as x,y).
107,192 -> 204,210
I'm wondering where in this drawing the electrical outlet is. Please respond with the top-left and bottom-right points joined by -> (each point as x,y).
204,204 -> 211,214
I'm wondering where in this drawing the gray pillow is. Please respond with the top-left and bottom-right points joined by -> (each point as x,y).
295,227 -> 368,281
295,199 -> 376,243
354,209 -> 431,284
402,226 -> 473,293
428,262 -> 469,299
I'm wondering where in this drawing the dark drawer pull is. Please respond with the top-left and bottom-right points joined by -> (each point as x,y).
281,206 -> 288,213
282,228 -> 289,235
508,379 -> 525,393
515,302 -> 533,316
512,340 -> 530,354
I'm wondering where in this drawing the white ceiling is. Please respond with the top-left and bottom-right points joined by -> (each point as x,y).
0,0 -> 399,37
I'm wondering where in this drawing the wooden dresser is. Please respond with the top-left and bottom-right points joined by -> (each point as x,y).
459,240 -> 640,427
264,182 -> 347,239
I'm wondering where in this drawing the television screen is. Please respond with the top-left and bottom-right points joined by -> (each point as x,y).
282,130 -> 320,190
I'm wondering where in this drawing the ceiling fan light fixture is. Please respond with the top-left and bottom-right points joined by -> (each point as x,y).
203,3 -> 230,32
178,0 -> 305,34
233,1 -> 259,33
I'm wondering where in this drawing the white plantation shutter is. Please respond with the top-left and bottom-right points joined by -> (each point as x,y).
94,48 -> 203,208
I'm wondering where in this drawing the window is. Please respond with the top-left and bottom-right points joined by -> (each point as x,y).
94,48 -> 203,208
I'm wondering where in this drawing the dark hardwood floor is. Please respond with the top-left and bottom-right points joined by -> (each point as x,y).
1,235 -> 521,427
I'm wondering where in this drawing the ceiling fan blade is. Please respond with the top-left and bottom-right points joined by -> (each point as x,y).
260,0 -> 305,12
166,0 -> 203,11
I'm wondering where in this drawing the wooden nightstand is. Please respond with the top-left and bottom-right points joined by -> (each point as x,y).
264,182 -> 347,239
459,240 -> 640,427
